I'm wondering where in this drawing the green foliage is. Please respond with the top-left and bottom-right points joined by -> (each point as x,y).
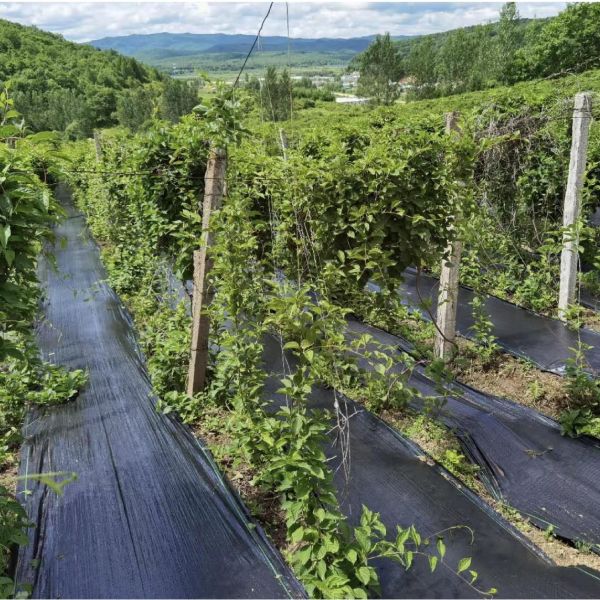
356,33 -> 403,105
406,37 -> 437,89
496,3 -> 524,84
291,81 -> 336,103
0,94 -> 62,362
560,408 -> 600,439
115,86 -> 155,131
518,3 -> 600,79
68,91 -> 491,596
560,341 -> 600,439
0,91 -> 87,596
238,113 -> 476,298
0,18 -> 158,134
0,485 -> 30,597
160,78 -> 201,123
354,3 -> 600,101
245,67 -> 293,122
468,296 -> 499,366
0,18 -> 200,136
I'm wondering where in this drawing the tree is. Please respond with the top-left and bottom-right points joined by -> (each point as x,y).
435,29 -> 478,91
0,18 -> 161,136
407,36 -> 437,89
259,67 -> 291,122
356,33 -> 404,105
496,2 -> 522,84
116,86 -> 154,131
159,79 -> 199,122
519,3 -> 600,79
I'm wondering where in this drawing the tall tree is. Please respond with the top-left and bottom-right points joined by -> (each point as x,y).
520,3 -> 600,79
357,33 -> 404,105
497,2 -> 522,84
259,67 -> 291,121
407,37 -> 437,88
436,29 -> 478,91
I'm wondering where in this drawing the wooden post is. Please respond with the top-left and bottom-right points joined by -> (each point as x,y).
6,137 -> 16,149
558,92 -> 593,320
186,147 -> 227,396
434,112 -> 462,361
93,130 -> 103,162
279,128 -> 288,160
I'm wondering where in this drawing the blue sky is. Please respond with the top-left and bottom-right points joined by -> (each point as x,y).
0,2 -> 567,42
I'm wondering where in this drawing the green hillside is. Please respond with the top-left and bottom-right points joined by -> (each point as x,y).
359,3 -> 600,100
89,32 -> 412,78
0,19 -> 198,136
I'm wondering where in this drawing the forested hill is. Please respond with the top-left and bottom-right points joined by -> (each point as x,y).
352,3 -> 600,101
0,19 -> 198,137
89,32 -> 413,73
90,32 -> 404,57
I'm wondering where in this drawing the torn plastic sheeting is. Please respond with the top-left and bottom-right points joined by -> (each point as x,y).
261,334 -> 600,598
16,186 -> 303,599
372,268 -> 600,375
345,317 -> 600,552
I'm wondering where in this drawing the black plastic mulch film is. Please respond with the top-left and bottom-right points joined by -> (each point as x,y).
388,268 -> 600,375
16,186 -> 302,599
346,318 -> 600,552
19,184 -> 600,598
366,269 -> 600,547
261,335 -> 600,598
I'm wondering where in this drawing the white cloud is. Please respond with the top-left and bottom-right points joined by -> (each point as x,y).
0,2 -> 567,42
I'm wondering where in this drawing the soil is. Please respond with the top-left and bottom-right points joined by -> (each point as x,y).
582,309 -> 600,334
0,461 -> 18,495
451,338 -> 569,420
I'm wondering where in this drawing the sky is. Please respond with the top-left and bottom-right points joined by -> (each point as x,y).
0,2 -> 567,42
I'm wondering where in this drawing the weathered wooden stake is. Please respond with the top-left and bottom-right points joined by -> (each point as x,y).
93,130 -> 103,162
558,92 -> 593,320
6,137 -> 16,149
434,112 -> 462,361
186,147 -> 227,396
279,128 -> 288,160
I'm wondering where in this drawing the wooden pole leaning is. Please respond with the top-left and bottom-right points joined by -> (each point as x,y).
186,146 -> 227,396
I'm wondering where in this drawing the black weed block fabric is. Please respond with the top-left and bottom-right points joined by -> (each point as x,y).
261,336 -> 600,598
16,187 -> 302,599
580,288 -> 600,311
388,268 -> 600,375
345,317 -> 600,552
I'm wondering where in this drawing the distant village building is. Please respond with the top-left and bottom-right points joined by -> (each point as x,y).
341,71 -> 360,90
335,95 -> 368,105
310,75 -> 335,88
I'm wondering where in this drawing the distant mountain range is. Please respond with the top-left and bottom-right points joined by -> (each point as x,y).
88,32 -> 413,74
89,32 -> 413,57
